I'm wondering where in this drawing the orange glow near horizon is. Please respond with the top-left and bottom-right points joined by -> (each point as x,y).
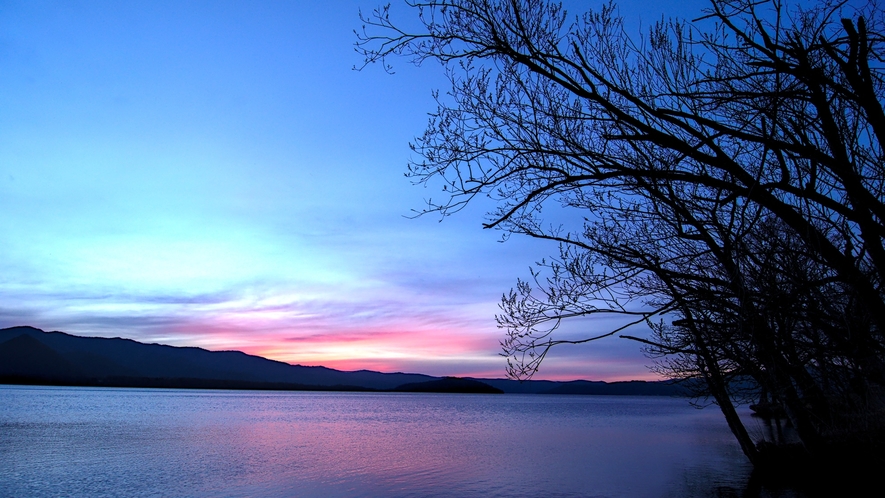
19,289 -> 661,382
159,318 -> 662,382
138,315 -> 654,381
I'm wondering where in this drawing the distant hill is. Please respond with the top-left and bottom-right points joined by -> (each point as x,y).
0,326 -> 685,395
0,326 -> 432,391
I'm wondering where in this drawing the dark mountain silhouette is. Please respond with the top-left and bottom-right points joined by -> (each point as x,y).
0,333 -> 86,380
0,326 -> 432,390
0,326 -> 685,395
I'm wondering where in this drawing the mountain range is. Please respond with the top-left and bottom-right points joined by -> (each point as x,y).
0,326 -> 686,395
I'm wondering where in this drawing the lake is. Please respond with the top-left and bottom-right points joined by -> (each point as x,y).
0,385 -> 793,497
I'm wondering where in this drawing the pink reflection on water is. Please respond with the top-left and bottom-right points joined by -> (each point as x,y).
170,392 -> 743,496
0,387 -> 752,497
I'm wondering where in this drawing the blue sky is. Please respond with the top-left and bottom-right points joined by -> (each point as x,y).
0,0 -> 723,380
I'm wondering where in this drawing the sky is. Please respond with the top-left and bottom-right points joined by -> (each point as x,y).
0,0 -> 720,381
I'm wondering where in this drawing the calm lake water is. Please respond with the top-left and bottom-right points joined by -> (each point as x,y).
0,385 -> 797,497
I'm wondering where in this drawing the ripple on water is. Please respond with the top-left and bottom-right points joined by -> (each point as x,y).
0,386 -> 759,498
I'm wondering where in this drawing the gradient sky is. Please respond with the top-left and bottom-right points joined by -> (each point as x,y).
0,0 -> 718,381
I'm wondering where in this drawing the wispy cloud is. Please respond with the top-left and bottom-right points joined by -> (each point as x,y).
0,1 -> 657,382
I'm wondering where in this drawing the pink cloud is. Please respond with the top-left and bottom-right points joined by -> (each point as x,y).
3,286 -> 659,382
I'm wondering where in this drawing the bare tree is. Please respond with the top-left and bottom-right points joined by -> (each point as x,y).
357,0 -> 885,467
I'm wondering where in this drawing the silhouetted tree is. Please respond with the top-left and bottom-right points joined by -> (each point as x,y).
357,0 -> 885,467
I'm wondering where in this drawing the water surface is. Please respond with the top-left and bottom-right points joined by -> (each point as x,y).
1,385 -> 771,497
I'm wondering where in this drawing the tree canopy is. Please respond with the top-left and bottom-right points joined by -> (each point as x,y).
357,0 -> 885,468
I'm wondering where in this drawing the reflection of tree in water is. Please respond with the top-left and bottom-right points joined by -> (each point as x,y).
357,0 -> 885,478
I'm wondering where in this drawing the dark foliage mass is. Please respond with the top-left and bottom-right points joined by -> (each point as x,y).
357,0 -> 885,469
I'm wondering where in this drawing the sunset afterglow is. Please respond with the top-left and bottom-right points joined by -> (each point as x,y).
0,0 -> 692,381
